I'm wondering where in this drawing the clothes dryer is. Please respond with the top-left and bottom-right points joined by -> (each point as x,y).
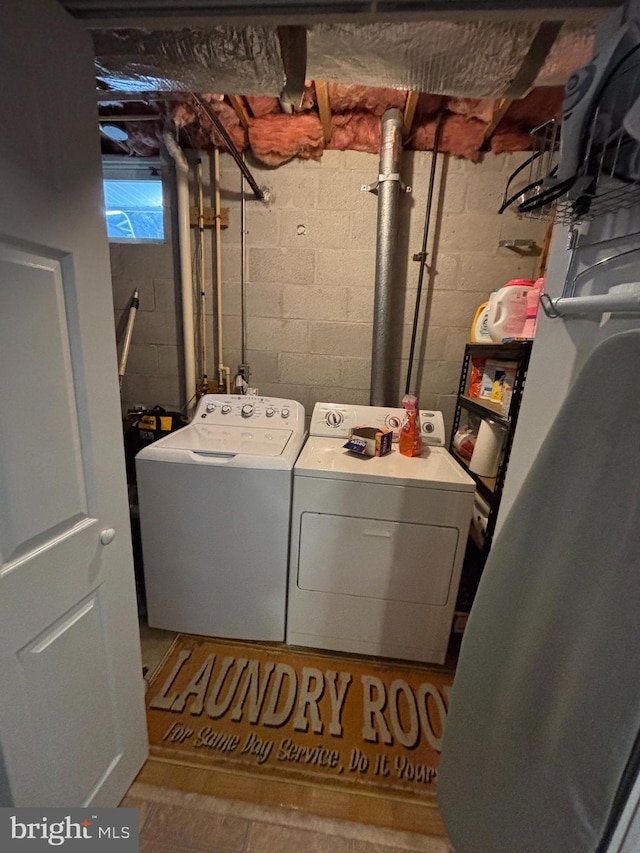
287,403 -> 474,664
136,395 -> 305,640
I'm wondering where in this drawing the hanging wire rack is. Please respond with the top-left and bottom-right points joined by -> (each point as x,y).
570,47 -> 640,221
517,46 -> 640,224
518,118 -> 564,223
498,118 -> 564,223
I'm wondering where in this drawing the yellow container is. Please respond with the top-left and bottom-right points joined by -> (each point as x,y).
471,301 -> 492,343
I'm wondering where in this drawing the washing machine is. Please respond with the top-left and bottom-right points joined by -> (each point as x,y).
136,395 -> 305,640
286,402 -> 475,664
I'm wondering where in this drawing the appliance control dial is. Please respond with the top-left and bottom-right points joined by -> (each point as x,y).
206,403 -> 216,412
266,407 -> 276,417
281,408 -> 290,418
221,404 -> 231,414
241,404 -> 254,418
386,415 -> 402,429
423,422 -> 434,433
326,410 -> 343,427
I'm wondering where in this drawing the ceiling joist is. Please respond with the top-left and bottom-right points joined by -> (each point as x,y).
315,81 -> 332,145
402,91 -> 419,141
483,98 -> 512,141
228,95 -> 251,129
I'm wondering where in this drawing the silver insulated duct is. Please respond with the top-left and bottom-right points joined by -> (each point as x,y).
370,108 -> 402,407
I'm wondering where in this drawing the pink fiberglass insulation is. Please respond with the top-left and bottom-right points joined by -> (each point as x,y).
490,87 -> 564,155
172,101 -> 215,149
327,83 -> 407,115
248,113 -> 324,166
490,132 -> 533,154
126,122 -> 164,156
296,82 -> 316,111
327,112 -> 381,154
173,96 -> 248,151
446,97 -> 495,124
415,93 -> 445,122
246,95 -> 280,117
496,87 -> 564,132
409,114 -> 487,161
205,98 -> 248,151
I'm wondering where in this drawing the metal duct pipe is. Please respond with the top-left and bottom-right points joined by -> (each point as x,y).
370,108 -> 403,407
164,133 -> 196,414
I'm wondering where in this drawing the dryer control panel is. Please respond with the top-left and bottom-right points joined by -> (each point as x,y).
194,395 -> 304,431
309,402 -> 446,446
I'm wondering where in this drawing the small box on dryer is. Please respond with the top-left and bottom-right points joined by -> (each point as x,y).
343,426 -> 393,457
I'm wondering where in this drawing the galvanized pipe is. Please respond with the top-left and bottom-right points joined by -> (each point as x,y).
370,108 -> 403,407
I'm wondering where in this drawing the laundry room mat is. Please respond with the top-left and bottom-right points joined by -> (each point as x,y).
146,635 -> 454,800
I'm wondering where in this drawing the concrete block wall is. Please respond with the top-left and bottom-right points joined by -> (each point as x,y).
111,161 -> 184,415
110,149 -> 547,437
217,149 -> 547,435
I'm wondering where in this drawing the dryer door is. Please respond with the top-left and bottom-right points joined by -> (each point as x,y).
297,513 -> 459,606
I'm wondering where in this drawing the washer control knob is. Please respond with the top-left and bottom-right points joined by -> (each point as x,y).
281,408 -> 290,419
326,410 -> 343,427
206,403 -> 216,412
387,415 -> 401,429
241,404 -> 254,418
423,422 -> 435,433
221,404 -> 231,414
266,407 -> 276,417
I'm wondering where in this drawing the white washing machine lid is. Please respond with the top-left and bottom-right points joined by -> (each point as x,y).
153,423 -> 293,457
295,438 -> 475,491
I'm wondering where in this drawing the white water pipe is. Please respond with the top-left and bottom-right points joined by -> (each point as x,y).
164,133 -> 196,414
213,148 -> 230,393
196,155 -> 208,384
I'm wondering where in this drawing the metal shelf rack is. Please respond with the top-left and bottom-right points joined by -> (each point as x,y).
450,341 -> 532,615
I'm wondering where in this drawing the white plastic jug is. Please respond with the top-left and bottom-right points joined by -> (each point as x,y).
486,279 -> 535,343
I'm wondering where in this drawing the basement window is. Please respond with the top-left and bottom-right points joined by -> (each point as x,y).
103,158 -> 165,243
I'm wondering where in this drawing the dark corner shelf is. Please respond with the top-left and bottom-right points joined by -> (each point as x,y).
451,340 -> 532,618
450,448 -> 497,502
459,395 -> 509,427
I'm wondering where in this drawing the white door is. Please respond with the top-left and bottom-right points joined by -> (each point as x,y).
0,1 -> 148,806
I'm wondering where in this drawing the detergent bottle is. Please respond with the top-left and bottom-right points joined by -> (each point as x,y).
486,278 -> 535,343
521,277 -> 545,338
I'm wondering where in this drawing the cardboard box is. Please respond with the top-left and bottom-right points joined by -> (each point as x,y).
480,360 -> 518,404
343,426 -> 393,457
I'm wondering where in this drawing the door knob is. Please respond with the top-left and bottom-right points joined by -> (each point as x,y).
100,528 -> 116,545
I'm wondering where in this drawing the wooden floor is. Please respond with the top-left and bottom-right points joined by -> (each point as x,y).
127,766 -> 451,852
136,757 -> 448,838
